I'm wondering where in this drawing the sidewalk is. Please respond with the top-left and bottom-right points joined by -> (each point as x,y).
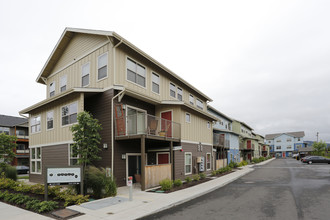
0,158 -> 275,220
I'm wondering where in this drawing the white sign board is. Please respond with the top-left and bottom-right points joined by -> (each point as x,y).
199,156 -> 205,172
47,167 -> 81,185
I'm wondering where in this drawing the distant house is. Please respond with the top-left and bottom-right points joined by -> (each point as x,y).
207,106 -> 240,167
232,120 -> 256,161
265,131 -> 305,158
0,114 -> 29,166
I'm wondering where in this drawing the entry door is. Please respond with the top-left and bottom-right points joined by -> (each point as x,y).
247,153 -> 251,160
282,152 -> 285,158
161,111 -> 172,137
128,155 -> 141,183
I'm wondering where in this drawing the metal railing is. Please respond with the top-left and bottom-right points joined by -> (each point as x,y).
115,113 -> 181,139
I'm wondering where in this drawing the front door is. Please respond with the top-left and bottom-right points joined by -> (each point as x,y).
247,153 -> 251,161
127,155 -> 141,184
161,111 -> 172,137
282,152 -> 285,158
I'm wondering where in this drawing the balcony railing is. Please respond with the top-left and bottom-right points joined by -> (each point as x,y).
213,133 -> 225,147
16,149 -> 29,154
115,113 -> 181,139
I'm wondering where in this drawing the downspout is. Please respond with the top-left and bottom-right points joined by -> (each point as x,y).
111,88 -> 125,177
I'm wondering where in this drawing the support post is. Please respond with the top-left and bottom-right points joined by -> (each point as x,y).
141,135 -> 146,191
170,141 -> 173,180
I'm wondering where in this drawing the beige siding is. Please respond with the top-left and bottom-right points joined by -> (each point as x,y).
52,33 -> 108,74
29,94 -> 83,146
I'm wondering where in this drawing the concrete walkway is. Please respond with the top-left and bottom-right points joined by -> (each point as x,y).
0,158 -> 275,220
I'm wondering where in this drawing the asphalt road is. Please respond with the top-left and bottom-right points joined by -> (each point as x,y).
141,159 -> 330,220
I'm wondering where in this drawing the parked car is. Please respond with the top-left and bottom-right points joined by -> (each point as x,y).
16,165 -> 29,174
300,156 -> 311,161
292,153 -> 299,158
301,156 -> 330,164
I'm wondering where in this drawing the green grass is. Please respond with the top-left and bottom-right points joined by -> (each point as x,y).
17,176 -> 29,180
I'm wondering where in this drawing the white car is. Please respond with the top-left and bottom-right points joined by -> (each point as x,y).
292,153 -> 299,158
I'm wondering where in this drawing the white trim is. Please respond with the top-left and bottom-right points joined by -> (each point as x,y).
125,56 -> 147,89
156,152 -> 170,165
125,105 -> 147,135
81,62 -> 90,87
29,140 -> 74,149
169,81 -> 176,99
96,52 -> 109,82
68,144 -> 79,166
206,152 -> 211,171
60,75 -> 67,92
177,87 -> 183,101
30,147 -> 42,174
46,110 -> 54,131
125,153 -> 147,185
185,112 -> 191,123
30,115 -> 41,134
49,81 -> 56,97
151,72 -> 160,95
181,140 -> 213,146
60,101 -> 78,127
185,152 -> 192,175
189,94 -> 195,105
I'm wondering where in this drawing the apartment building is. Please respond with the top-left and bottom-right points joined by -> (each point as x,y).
0,115 -> 29,166
207,106 -> 240,168
255,134 -> 269,158
265,131 -> 305,158
20,28 -> 216,190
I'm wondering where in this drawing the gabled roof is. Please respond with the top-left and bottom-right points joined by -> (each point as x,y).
36,27 -> 212,102
0,115 -> 28,127
207,105 -> 233,122
265,131 -> 305,140
233,119 -> 254,131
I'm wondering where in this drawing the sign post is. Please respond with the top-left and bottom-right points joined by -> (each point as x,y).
45,166 -> 82,201
127,176 -> 133,201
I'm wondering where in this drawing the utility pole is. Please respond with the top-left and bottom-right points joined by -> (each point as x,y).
316,132 -> 319,142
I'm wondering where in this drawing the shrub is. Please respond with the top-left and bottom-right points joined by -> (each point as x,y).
159,178 -> 173,191
4,166 -> 17,181
30,184 -> 45,194
185,176 -> 192,183
211,170 -> 217,176
199,173 -> 206,180
229,161 -> 238,169
192,174 -> 200,181
104,176 -> 117,197
173,179 -> 183,187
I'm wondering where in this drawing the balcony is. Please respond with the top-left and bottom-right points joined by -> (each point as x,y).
115,113 -> 181,140
16,149 -> 29,154
213,133 -> 225,147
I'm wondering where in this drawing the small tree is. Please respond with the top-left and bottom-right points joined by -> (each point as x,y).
70,111 -> 102,193
0,133 -> 17,168
313,140 -> 326,156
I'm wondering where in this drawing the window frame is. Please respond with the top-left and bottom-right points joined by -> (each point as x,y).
61,102 -> 78,127
151,72 -> 160,94
69,144 -> 80,166
206,153 -> 211,171
60,75 -> 67,92
189,94 -> 194,105
30,115 -> 41,134
82,62 -> 90,87
30,147 -> 42,174
185,152 -> 192,175
207,121 -> 211,129
46,110 -> 54,131
49,81 -> 55,97
185,112 -> 191,123
0,127 -> 10,135
156,152 -> 170,165
169,82 -> 176,98
97,52 -> 108,81
126,57 -> 147,88
177,87 -> 183,101
196,99 -> 203,110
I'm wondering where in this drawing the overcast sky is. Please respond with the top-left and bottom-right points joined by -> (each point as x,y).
0,0 -> 329,142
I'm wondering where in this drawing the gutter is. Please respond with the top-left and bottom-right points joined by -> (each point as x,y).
111,88 -> 126,177
113,39 -> 123,85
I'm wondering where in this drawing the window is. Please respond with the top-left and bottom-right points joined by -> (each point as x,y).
196,99 -> 203,109
268,141 -> 271,143
127,57 -> 146,87
298,138 -> 301,141
296,144 -> 302,149
82,63 -> 90,87
62,102 -> 78,126
98,53 -> 108,80
287,138 -> 292,142
206,153 -> 211,170
47,111 -> 54,130
69,144 -> 79,166
60,75 -> 67,92
151,72 -> 160,94
170,83 -> 176,98
31,147 -> 41,174
276,146 -> 281,150
207,122 -> 211,129
189,94 -> 194,105
287,145 -> 292,149
16,129 -> 25,136
177,87 -> 183,101
157,152 -> 170,164
276,140 -> 281,142
185,113 -> 191,123
49,82 -> 55,97
30,115 -> 41,133
0,127 -> 10,135
185,152 -> 192,175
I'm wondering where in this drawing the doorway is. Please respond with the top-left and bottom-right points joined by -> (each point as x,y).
127,106 -> 146,135
161,111 -> 172,137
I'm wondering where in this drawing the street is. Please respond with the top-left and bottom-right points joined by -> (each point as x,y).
141,159 -> 330,220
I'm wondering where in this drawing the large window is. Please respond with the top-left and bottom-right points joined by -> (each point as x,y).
177,87 -> 183,101
47,111 -> 54,130
185,152 -> 192,175
62,102 -> 78,126
49,81 -> 55,97
82,63 -> 90,87
206,153 -> 211,170
30,115 -> 41,133
98,53 -> 108,80
60,75 -> 67,92
152,72 -> 160,94
31,147 -> 41,174
170,83 -> 176,98
69,144 -> 79,166
0,127 -> 10,135
196,99 -> 203,110
127,58 -> 146,87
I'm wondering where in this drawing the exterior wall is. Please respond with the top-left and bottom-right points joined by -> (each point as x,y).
29,93 -> 83,146
29,144 -> 69,183
228,148 -> 240,163
273,134 -> 295,153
